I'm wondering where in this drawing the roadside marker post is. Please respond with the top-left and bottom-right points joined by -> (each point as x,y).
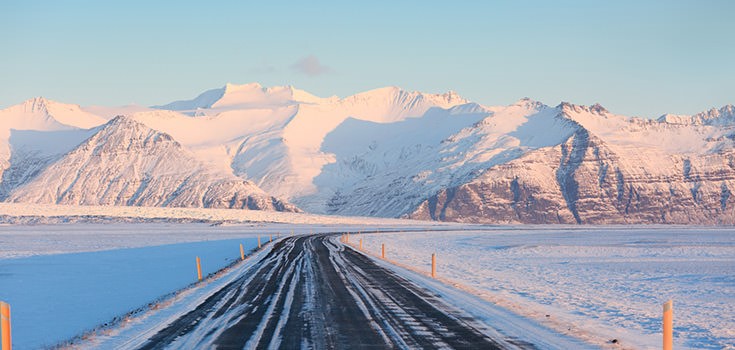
382,243 -> 386,259
359,238 -> 363,251
240,244 -> 245,261
1,301 -> 10,350
663,300 -> 673,350
196,256 -> 202,281
269,235 -> 272,243
258,236 -> 262,249
346,233 -> 349,244
431,253 -> 436,278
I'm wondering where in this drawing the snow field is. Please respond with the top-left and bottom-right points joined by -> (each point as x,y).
353,227 -> 735,350
0,224 -> 293,349
0,203 -> 424,227
0,223 -> 430,349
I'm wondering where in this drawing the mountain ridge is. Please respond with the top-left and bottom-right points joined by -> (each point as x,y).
7,116 -> 298,211
1,83 -> 734,223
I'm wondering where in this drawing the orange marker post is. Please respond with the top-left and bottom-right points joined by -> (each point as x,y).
382,243 -> 386,259
196,256 -> 202,281
240,244 -> 245,261
1,301 -> 10,350
258,236 -> 261,249
359,238 -> 363,251
346,233 -> 349,244
663,300 -> 673,350
431,253 -> 436,278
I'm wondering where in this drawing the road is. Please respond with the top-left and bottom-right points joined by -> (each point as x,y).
137,234 -> 505,349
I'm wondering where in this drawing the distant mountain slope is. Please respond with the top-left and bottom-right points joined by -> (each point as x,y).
1,83 -> 734,223
0,97 -> 106,175
7,116 -> 298,211
135,83 -> 470,203
409,104 -> 735,224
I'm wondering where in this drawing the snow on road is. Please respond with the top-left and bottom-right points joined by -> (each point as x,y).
0,223 -> 432,349
76,234 -> 581,349
0,224 -> 305,349
2,223 -> 732,349
355,227 -> 735,349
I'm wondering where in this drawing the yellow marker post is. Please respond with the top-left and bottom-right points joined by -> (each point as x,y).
258,236 -> 261,249
431,253 -> 437,278
1,301 -> 11,350
382,243 -> 386,259
240,244 -> 245,261
663,300 -> 673,350
196,256 -> 202,281
359,238 -> 363,251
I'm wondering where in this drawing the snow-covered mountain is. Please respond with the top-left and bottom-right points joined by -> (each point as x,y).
0,97 -> 106,197
2,83 -> 734,223
409,103 -> 735,224
7,116 -> 297,211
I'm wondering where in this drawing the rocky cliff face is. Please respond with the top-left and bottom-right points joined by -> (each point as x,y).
7,116 -> 299,212
409,108 -> 735,224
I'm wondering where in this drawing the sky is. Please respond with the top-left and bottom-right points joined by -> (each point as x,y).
1,0 -> 734,118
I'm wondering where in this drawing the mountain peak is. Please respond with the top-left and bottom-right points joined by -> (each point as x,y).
0,97 -> 106,130
16,97 -> 56,114
511,97 -> 546,110
106,114 -> 143,127
658,104 -> 735,125
558,102 -> 608,115
98,115 -> 176,144
224,82 -> 262,92
693,104 -> 735,121
348,86 -> 469,106
153,82 -> 328,112
589,103 -> 608,114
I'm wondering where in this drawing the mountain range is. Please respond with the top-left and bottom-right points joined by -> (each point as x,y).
2,83 -> 734,224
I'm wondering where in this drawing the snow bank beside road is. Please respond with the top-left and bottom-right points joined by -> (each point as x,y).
0,232 -> 263,349
355,227 -> 735,349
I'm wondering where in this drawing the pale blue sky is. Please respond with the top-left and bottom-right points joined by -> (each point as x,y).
1,0 -> 733,117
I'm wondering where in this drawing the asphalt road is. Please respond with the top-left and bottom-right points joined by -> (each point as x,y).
136,234 -> 505,349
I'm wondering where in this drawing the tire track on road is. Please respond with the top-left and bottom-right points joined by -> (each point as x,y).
136,234 -> 505,349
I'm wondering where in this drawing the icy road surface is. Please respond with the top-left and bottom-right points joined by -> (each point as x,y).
93,233 -> 590,349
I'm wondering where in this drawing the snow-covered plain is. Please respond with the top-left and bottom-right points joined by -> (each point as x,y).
2,223 -> 733,349
0,222 -> 429,350
0,202 -> 422,226
355,227 -> 735,349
